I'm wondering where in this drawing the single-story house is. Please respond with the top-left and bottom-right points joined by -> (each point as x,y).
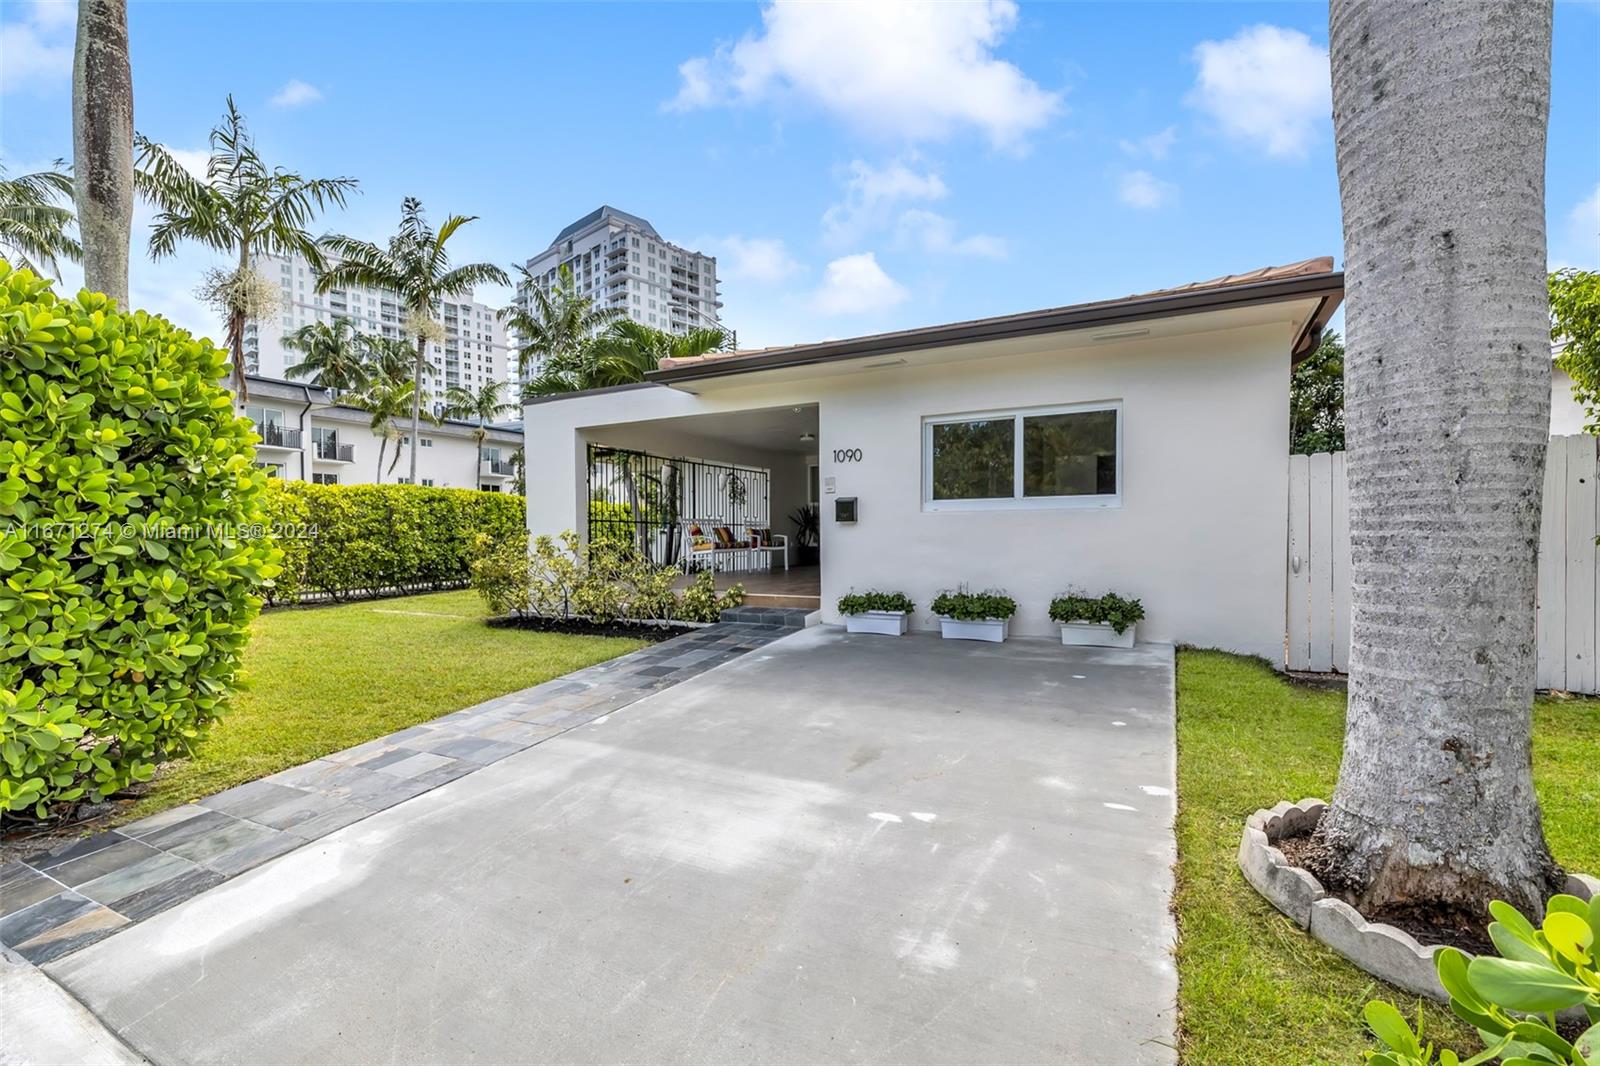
524,257 -> 1344,660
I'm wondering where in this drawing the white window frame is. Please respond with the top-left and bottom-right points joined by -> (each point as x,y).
921,400 -> 1123,512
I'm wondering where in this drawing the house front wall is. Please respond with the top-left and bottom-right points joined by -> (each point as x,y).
525,320 -> 1290,660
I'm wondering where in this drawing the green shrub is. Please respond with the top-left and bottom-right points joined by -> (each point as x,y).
1048,590 -> 1146,634
259,482 -> 310,604
837,590 -> 915,615
678,569 -> 743,623
588,500 -> 640,557
466,532 -> 531,617
1365,892 -> 1600,1065
0,264 -> 280,819
931,588 -> 1017,621
267,482 -> 524,602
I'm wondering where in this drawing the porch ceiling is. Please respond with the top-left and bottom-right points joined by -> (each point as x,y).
591,404 -> 819,456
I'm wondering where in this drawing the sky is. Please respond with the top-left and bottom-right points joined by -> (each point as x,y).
2,0 -> 1597,351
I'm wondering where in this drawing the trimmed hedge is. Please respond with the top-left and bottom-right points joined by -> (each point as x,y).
264,482 -> 525,603
0,264 -> 280,819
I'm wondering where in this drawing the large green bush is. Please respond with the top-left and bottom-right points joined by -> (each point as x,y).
0,264 -> 280,819
264,482 -> 524,602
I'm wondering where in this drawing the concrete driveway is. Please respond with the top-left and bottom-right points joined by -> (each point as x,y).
46,627 -> 1178,1065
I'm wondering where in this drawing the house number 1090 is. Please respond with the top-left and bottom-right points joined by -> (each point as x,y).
832,448 -> 863,463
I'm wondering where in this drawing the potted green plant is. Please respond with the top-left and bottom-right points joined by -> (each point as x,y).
931,588 -> 1017,643
837,590 -> 915,636
1048,590 -> 1144,648
789,504 -> 819,566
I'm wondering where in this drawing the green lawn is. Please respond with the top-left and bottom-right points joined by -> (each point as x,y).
1174,650 -> 1600,1066
120,590 -> 646,820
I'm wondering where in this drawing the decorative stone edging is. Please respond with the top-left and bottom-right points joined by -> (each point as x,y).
1238,798 -> 1600,1002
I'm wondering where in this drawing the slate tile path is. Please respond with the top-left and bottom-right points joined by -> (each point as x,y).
0,619 -> 799,965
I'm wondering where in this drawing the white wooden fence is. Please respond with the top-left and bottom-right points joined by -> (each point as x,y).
1287,435 -> 1600,692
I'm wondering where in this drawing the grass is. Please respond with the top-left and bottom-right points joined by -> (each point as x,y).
1174,650 -> 1600,1065
119,589 -> 646,821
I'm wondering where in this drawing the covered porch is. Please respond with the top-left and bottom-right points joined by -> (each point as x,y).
672,563 -> 820,610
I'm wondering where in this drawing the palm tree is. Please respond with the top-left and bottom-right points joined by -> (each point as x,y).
442,379 -> 516,487
524,319 -> 729,397
316,198 -> 508,486
345,375 -> 416,484
283,317 -> 369,393
501,262 -> 622,382
73,0 -> 133,303
0,163 -> 81,277
359,333 -> 434,389
1309,0 -> 1559,917
135,95 -> 357,391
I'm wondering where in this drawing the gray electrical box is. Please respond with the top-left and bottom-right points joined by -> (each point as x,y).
835,497 -> 858,523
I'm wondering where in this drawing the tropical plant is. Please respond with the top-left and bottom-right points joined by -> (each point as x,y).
1552,269 -> 1600,433
316,198 -> 508,486
837,591 -> 916,615
1363,891 -> 1600,1065
282,317 -> 370,393
790,504 -> 820,548
1048,591 -> 1145,635
135,96 -> 357,392
1290,331 -> 1345,454
443,379 -> 516,486
0,264 -> 280,820
931,589 -> 1017,621
0,162 -> 80,277
72,0 -> 133,304
503,262 -> 622,384
1310,0 -> 1561,917
346,374 -> 417,483
519,306 -> 730,398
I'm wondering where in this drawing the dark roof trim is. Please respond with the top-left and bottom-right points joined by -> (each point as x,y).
649,270 -> 1345,385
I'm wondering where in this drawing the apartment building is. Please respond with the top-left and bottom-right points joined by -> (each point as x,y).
515,206 -> 723,377
243,251 -> 514,410
238,375 -> 522,492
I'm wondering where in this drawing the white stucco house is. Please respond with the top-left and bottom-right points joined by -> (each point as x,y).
524,258 -> 1344,660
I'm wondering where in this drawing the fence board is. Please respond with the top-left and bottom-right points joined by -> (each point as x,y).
1287,455 -> 1311,670
1289,435 -> 1600,693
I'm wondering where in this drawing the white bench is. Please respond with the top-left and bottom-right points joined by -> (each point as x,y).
682,522 -> 788,572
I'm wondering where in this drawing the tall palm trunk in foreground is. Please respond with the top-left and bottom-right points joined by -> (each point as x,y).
1311,0 -> 1560,918
72,0 -> 133,304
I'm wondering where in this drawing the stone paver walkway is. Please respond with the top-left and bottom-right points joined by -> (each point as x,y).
0,620 -> 795,965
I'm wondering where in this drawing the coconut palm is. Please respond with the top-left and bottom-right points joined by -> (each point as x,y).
345,375 -> 416,484
524,319 -> 729,397
442,379 -> 516,487
315,198 -> 508,486
283,317 -> 369,393
1309,0 -> 1559,916
0,162 -> 81,277
502,262 -> 622,382
72,0 -> 133,303
135,95 -> 357,391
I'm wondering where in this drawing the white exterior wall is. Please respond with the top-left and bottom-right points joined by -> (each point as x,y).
1551,365 -> 1589,436
525,321 -> 1291,659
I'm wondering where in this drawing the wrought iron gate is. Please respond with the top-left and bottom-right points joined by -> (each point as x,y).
586,445 -> 771,567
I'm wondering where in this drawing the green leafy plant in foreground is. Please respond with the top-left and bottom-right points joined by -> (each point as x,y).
930,588 -> 1017,621
1365,892 -> 1600,1065
0,262 -> 280,820
1048,590 -> 1146,635
836,590 -> 915,615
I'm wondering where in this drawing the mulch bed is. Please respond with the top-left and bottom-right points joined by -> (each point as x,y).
486,614 -> 698,642
1,790 -> 149,865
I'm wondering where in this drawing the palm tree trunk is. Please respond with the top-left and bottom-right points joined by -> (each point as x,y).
375,435 -> 386,483
474,424 -> 485,490
409,333 -> 425,485
72,0 -> 133,305
229,244 -> 249,396
1311,0 -> 1560,919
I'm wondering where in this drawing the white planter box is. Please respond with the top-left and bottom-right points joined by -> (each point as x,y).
844,610 -> 909,636
938,617 -> 1010,643
1058,621 -> 1136,648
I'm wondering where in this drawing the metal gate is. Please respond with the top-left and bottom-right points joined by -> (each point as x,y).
586,445 -> 771,567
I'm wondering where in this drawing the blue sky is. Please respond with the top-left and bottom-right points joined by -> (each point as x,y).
2,0 -> 1597,349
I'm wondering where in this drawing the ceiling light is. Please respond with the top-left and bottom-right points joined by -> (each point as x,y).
799,432 -> 816,443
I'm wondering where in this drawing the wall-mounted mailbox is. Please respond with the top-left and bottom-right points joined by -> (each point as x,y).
835,497 -> 858,524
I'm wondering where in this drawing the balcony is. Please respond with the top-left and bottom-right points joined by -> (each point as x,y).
314,438 -> 355,463
255,425 -> 301,450
481,457 -> 515,478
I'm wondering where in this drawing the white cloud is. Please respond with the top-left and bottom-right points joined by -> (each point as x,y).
1118,170 -> 1177,210
895,209 -> 1008,258
811,252 -> 909,315
822,159 -> 948,246
666,0 -> 1062,150
1552,184 -> 1600,270
713,235 -> 802,284
1119,126 -> 1177,160
159,146 -> 213,181
1187,25 -> 1330,159
269,79 -> 323,108
1,1 -> 74,94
